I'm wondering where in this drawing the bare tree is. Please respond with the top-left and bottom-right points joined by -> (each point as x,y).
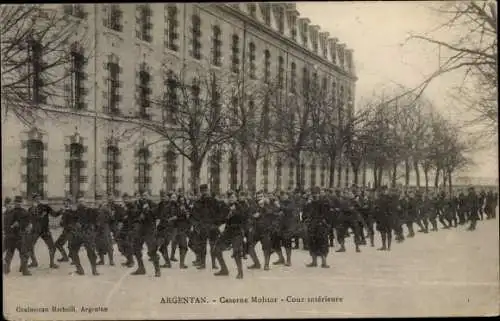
1,4 -> 91,124
405,1 -> 498,137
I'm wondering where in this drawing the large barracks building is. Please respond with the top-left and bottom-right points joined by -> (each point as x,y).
1,3 -> 357,201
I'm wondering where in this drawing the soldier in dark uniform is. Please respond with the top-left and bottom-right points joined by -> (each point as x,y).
3,196 -> 33,275
191,184 -> 220,270
444,192 -> 458,228
484,190 -> 495,219
467,187 -> 480,231
457,190 -> 467,225
273,191 -> 298,266
69,195 -> 99,275
95,195 -> 115,266
404,191 -> 418,238
304,187 -> 331,268
335,191 -> 363,253
375,187 -> 393,251
173,195 -> 191,269
116,193 -> 135,267
27,193 -> 59,269
478,189 -> 486,220
54,197 -> 74,262
3,197 -> 14,255
436,191 -> 450,229
156,190 -> 174,268
359,189 -> 376,246
212,192 -> 245,279
130,191 -> 161,276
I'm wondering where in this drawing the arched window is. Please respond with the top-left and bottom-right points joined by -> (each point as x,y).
26,139 -> 44,197
212,25 -> 222,66
106,145 -> 119,196
69,143 -> 83,197
137,148 -> 150,192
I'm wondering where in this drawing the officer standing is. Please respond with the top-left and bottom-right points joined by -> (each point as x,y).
304,187 -> 331,268
69,195 -> 99,275
3,196 -> 33,275
375,187 -> 393,251
27,193 -> 59,269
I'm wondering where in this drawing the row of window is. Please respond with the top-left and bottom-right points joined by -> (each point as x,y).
23,138 -> 329,197
64,4 -> 350,70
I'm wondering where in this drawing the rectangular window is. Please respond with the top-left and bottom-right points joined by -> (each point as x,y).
69,143 -> 83,197
138,65 -> 151,119
211,26 -> 222,66
288,161 -> 294,190
164,71 -> 177,124
231,34 -> 240,74
136,4 -> 152,43
107,59 -> 120,113
302,67 -> 309,93
264,50 -> 271,84
278,56 -> 284,89
191,15 -> 202,60
249,43 -> 256,79
248,4 -> 256,18
104,5 -> 123,32
26,140 -> 44,197
277,7 -> 284,34
29,39 -> 44,105
263,157 -> 269,193
320,158 -> 326,187
276,158 -> 282,191
165,5 -> 178,51
230,151 -> 238,191
165,150 -> 177,192
138,148 -> 150,192
70,48 -> 85,110
290,62 -> 296,94
106,146 -> 119,196
310,159 -> 317,188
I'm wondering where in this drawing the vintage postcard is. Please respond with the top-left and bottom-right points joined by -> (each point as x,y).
2,2 -> 499,320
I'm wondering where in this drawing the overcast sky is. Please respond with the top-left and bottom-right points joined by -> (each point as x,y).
297,1 -> 498,181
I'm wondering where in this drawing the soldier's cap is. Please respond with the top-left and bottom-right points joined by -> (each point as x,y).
4,197 -> 12,204
95,194 -> 104,200
32,193 -> 41,200
122,193 -> 130,199
159,190 -> 166,197
238,191 -> 247,197
14,195 -> 23,203
199,184 -> 208,192
312,186 -> 321,194
227,190 -> 234,197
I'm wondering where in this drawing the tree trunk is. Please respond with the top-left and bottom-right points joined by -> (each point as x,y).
353,167 -> 359,186
391,162 -> 397,188
190,161 -> 202,194
434,167 -> 440,189
328,156 -> 336,188
373,164 -> 378,188
362,159 -> 367,187
448,170 -> 453,195
337,158 -> 342,188
405,159 -> 410,187
424,168 -> 429,192
413,160 -> 421,188
344,164 -> 350,188
377,167 -> 384,188
247,156 -> 258,194
442,170 -> 447,189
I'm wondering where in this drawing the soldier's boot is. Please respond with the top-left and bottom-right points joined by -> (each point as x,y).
320,256 -> 330,268
369,233 -> 375,247
214,254 -> 229,276
247,249 -> 261,269
131,256 -> 146,275
122,255 -> 134,268
197,253 -> 206,269
56,244 -> 70,262
211,253 -> 218,270
161,251 -> 171,268
273,249 -> 285,265
387,234 -> 392,251
355,243 -> 361,253
235,256 -> 243,279
192,254 -> 201,266
263,252 -> 271,271
28,252 -> 38,268
20,256 -> 32,276
407,224 -> 415,238
294,237 -> 300,249
47,248 -> 58,269
431,221 -> 438,231
73,255 -> 85,275
306,255 -> 318,267
4,250 -> 14,274
153,258 -> 161,277
179,248 -> 188,269
170,246 -> 178,262
91,264 -> 100,276
377,233 -> 387,251
284,248 -> 292,267
97,253 -> 105,265
336,244 -> 346,253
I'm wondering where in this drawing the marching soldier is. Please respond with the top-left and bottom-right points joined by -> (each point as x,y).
54,197 -> 74,262
273,191 -> 298,267
3,196 -> 32,276
116,193 -> 135,267
95,195 -> 115,266
3,197 -> 13,254
173,195 -> 191,269
69,195 -> 99,275
156,190 -> 174,268
478,189 -> 487,220
335,190 -> 363,253
375,187 -> 393,251
304,187 -> 331,268
467,187 -> 480,231
212,192 -> 245,279
130,191 -> 161,277
27,193 -> 59,269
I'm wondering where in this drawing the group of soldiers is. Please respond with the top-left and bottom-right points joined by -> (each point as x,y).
3,184 -> 498,280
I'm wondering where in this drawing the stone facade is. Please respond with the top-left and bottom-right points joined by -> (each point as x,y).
1,3 -> 357,200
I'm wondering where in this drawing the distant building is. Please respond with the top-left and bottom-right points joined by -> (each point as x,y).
2,3 -> 357,200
